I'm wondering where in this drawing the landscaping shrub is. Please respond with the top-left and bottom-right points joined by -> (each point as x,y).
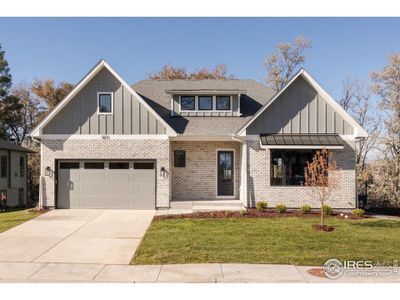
301,204 -> 311,214
323,205 -> 332,216
256,201 -> 268,211
239,209 -> 248,216
275,204 -> 287,213
352,208 -> 365,217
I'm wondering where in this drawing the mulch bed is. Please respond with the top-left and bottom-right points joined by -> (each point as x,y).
154,209 -> 367,221
307,268 -> 327,278
28,207 -> 50,214
312,224 -> 335,232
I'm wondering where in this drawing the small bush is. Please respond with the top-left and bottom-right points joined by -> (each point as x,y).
352,208 -> 365,217
323,205 -> 332,216
301,204 -> 312,214
256,201 -> 268,211
239,209 -> 248,216
275,204 -> 287,213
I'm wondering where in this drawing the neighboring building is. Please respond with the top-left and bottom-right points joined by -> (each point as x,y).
0,138 -> 32,207
30,60 -> 368,210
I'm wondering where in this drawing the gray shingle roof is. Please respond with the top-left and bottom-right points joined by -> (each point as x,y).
0,138 -> 33,152
132,79 -> 275,135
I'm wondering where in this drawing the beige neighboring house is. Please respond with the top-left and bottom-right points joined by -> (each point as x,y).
0,138 -> 32,207
30,60 -> 368,210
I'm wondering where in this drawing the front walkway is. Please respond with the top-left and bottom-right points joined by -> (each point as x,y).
0,262 -> 398,283
0,209 -> 154,265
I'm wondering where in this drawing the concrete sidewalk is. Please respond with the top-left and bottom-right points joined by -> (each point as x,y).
0,262 -> 399,283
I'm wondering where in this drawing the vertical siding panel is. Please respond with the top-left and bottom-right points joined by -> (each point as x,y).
300,79 -> 308,133
140,104 -> 148,134
132,95 -> 140,134
148,113 -> 157,134
308,93 -> 317,133
335,113 -> 344,134
123,87 -> 131,134
291,79 -> 300,133
317,95 -> 326,133
326,105 -> 334,133
113,83 -> 123,134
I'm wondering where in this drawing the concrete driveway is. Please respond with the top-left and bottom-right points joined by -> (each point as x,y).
0,209 -> 154,265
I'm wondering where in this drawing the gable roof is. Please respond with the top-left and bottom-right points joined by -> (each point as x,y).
30,60 -> 177,137
0,138 -> 33,152
237,69 -> 368,137
133,79 -> 275,135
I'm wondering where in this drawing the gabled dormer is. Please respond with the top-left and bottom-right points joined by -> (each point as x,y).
167,89 -> 246,117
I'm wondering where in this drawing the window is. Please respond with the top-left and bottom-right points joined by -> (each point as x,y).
134,162 -> 154,169
0,156 -> 7,178
84,162 -> 105,169
216,96 -> 231,110
198,96 -> 212,110
60,162 -> 80,169
180,96 -> 195,110
98,93 -> 113,114
174,150 -> 186,168
109,162 -> 129,169
270,150 -> 316,186
19,156 -> 25,177
18,188 -> 24,204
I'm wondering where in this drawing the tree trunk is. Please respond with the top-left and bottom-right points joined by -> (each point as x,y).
320,206 -> 324,227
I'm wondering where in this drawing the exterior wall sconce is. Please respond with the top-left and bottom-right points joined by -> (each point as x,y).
160,166 -> 168,178
45,166 -> 52,177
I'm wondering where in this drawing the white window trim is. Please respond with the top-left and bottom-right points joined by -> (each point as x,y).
216,148 -> 236,198
179,95 -> 233,113
97,92 -> 113,115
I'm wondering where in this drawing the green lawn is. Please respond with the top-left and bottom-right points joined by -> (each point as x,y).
132,216 -> 400,266
0,209 -> 41,233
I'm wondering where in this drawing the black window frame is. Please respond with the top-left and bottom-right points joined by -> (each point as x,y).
60,162 -> 80,169
198,96 -> 213,110
0,155 -> 7,178
180,96 -> 195,111
270,149 -> 316,187
98,92 -> 113,114
174,150 -> 186,168
133,162 -> 154,169
216,95 -> 231,110
19,156 -> 25,177
109,162 -> 130,169
84,162 -> 105,169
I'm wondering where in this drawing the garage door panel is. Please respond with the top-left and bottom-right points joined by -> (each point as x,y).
57,160 -> 155,209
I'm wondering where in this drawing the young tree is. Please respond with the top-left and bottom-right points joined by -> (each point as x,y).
304,149 -> 339,227
370,53 -> 400,207
340,79 -> 380,178
31,79 -> 73,111
0,43 -> 17,140
264,36 -> 312,91
147,63 -> 234,80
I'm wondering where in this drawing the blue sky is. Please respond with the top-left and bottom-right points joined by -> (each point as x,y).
0,17 -> 399,100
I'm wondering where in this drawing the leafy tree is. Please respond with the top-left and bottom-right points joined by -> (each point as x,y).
31,79 -> 73,111
370,53 -> 400,207
264,36 -> 312,91
340,79 -> 380,178
147,63 -> 234,80
304,149 -> 339,227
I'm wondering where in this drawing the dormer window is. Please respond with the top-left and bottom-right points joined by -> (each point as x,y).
180,96 -> 195,110
198,96 -> 213,110
216,96 -> 231,110
98,92 -> 113,114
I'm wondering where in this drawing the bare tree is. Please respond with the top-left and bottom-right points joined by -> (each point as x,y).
340,79 -> 380,177
265,36 -> 312,91
147,63 -> 234,80
370,53 -> 400,206
304,149 -> 339,227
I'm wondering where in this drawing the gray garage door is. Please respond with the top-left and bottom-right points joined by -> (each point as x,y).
57,160 -> 155,209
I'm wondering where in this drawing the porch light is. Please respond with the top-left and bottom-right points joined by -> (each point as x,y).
45,166 -> 52,177
160,166 -> 167,178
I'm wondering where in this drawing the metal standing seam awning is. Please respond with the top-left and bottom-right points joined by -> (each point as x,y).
259,134 -> 345,149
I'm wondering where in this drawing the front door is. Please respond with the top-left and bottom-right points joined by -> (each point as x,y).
217,151 -> 234,196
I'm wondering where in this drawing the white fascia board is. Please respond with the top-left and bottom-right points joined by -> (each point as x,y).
30,60 -> 177,137
260,144 -> 344,150
170,135 -> 235,141
39,134 -> 169,140
236,69 -> 368,138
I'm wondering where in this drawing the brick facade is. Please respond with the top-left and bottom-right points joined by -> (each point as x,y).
40,138 -> 170,208
246,138 -> 357,209
171,141 -> 241,200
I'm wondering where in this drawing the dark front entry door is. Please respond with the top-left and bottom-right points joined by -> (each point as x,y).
217,151 -> 234,196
